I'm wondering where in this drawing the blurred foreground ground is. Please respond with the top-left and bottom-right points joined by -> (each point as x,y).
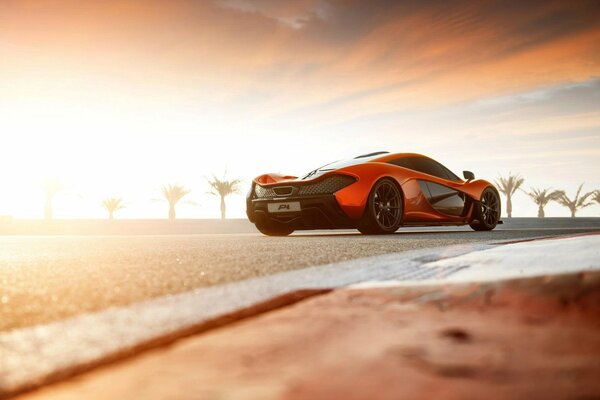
2,223 -> 599,399
17,268 -> 600,400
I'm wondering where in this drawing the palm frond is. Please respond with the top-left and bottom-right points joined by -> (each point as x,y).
526,187 -> 564,206
495,172 -> 524,196
577,189 -> 595,208
557,183 -> 593,216
556,193 -> 571,207
206,173 -> 242,197
162,184 -> 191,205
42,180 -> 62,197
102,197 -> 125,213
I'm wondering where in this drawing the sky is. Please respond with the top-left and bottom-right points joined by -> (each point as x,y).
0,0 -> 599,219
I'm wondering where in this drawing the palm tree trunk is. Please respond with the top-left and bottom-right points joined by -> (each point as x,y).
169,203 -> 176,220
571,207 -> 576,218
220,196 -> 226,220
109,211 -> 114,220
506,196 -> 512,218
538,205 -> 544,218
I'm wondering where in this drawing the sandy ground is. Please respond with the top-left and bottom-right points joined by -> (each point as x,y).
2,228 -> 598,332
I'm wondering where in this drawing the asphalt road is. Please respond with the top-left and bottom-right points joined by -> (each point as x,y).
1,225 -> 599,332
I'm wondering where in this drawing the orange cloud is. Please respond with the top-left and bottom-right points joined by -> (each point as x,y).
1,0 -> 599,119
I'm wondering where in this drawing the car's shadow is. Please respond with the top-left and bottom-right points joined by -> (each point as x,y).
292,229 -> 480,238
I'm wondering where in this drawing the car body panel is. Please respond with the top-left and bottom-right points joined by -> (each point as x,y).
248,152 -> 498,230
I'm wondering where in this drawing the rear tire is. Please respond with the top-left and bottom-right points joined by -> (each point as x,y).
358,178 -> 403,235
255,221 -> 294,237
469,187 -> 501,231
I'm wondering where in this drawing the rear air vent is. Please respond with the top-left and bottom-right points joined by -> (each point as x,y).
254,185 -> 277,198
254,175 -> 356,199
273,186 -> 294,196
297,175 -> 356,196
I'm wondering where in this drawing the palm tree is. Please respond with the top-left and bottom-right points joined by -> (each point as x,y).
162,184 -> 190,220
557,184 -> 595,217
593,190 -> 600,205
42,180 -> 62,220
102,197 -> 125,220
207,173 -> 241,219
495,173 -> 524,218
525,188 -> 564,218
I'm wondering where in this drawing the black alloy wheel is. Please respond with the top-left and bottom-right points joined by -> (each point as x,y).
358,179 -> 403,234
469,187 -> 500,231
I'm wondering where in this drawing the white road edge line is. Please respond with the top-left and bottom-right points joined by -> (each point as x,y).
351,234 -> 600,289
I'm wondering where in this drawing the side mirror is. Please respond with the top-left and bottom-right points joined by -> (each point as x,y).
463,171 -> 475,180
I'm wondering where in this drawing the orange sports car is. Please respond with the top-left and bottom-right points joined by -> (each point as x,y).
247,152 -> 501,236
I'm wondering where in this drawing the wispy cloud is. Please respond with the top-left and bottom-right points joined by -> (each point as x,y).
3,0 -> 598,112
216,0 -> 332,29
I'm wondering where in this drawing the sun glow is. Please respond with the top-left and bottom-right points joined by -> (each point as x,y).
1,0 -> 599,219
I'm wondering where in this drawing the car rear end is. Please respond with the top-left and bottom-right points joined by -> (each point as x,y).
247,173 -> 358,231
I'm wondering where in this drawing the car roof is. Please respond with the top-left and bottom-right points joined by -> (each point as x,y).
306,152 -> 433,177
369,152 -> 431,163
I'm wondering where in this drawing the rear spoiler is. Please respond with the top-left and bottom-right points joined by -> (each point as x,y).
254,173 -> 298,185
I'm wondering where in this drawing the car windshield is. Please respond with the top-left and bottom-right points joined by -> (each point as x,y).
301,154 -> 383,180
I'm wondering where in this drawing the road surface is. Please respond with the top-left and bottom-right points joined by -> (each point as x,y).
1,223 -> 599,332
